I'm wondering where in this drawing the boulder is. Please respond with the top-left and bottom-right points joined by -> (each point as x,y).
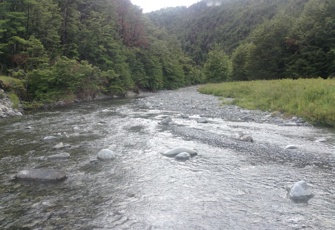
175,152 -> 191,161
47,152 -> 70,160
97,149 -> 116,160
288,180 -> 314,203
162,147 -> 197,157
15,169 -> 67,181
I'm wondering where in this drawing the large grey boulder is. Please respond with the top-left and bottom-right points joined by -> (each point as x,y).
15,169 -> 67,181
288,180 -> 314,203
162,147 -> 197,157
97,149 -> 116,160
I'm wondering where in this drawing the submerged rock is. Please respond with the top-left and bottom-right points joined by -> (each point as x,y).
15,169 -> 67,181
197,117 -> 208,123
180,114 -> 189,119
162,147 -> 197,157
43,136 -> 58,141
285,145 -> 298,150
175,152 -> 191,161
288,180 -> 314,203
240,135 -> 254,142
47,152 -> 70,160
97,149 -> 116,160
159,116 -> 172,125
52,142 -> 64,150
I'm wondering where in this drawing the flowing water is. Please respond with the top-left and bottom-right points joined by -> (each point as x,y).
0,96 -> 335,230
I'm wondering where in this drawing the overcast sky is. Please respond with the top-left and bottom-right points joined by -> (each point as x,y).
130,0 -> 201,13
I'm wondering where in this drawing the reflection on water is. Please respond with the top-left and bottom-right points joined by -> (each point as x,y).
0,98 -> 335,229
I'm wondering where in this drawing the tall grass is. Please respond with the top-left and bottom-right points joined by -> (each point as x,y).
198,78 -> 335,126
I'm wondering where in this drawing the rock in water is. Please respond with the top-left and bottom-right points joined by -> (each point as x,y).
52,142 -> 64,150
162,147 -> 197,157
47,152 -> 70,160
240,135 -> 253,142
43,136 -> 58,141
159,117 -> 172,125
175,152 -> 191,161
197,118 -> 208,123
97,149 -> 116,160
285,145 -> 298,150
289,180 -> 314,203
15,169 -> 67,181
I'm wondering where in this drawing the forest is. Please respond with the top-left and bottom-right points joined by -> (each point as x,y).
0,0 -> 334,107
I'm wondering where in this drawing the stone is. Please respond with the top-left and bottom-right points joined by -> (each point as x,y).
52,142 -> 64,150
175,152 -> 191,161
197,117 -> 208,123
180,114 -> 189,119
288,180 -> 314,203
285,145 -> 298,150
240,135 -> 253,142
162,147 -> 197,157
314,138 -> 327,143
47,152 -> 70,160
97,149 -> 116,160
125,91 -> 138,98
15,169 -> 67,181
159,116 -> 172,125
284,122 -> 298,126
43,136 -> 58,141
7,110 -> 17,116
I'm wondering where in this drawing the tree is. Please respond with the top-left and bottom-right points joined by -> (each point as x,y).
204,46 -> 231,82
231,43 -> 254,81
286,0 -> 335,78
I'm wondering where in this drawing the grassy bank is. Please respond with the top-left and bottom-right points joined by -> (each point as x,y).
198,78 -> 335,126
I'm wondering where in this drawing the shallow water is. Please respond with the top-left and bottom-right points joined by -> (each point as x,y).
0,98 -> 335,230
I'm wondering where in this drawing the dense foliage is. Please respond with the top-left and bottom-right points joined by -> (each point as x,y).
0,0 -> 199,105
1,0 -> 334,107
148,0 -> 335,81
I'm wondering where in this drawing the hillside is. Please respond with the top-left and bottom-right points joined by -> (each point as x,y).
148,0 -> 335,81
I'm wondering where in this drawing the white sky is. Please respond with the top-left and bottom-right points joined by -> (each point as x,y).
130,0 -> 201,13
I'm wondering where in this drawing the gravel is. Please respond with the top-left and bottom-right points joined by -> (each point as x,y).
136,86 -> 335,169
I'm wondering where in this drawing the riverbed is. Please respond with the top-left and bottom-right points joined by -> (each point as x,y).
0,86 -> 334,229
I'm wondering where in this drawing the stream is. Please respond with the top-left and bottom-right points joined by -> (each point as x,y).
0,87 -> 335,229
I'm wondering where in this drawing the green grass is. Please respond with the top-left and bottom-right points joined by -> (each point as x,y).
198,78 -> 335,126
